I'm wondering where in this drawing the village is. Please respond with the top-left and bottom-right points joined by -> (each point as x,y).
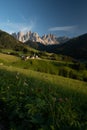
21,53 -> 40,61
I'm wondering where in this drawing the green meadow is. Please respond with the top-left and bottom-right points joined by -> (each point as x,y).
0,53 -> 87,130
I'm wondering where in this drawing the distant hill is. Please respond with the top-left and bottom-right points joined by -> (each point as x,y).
46,33 -> 87,60
25,40 -> 46,51
0,30 -> 27,51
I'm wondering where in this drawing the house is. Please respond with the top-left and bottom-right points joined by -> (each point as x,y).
21,54 -> 40,61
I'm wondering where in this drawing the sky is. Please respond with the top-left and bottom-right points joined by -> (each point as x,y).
0,0 -> 87,37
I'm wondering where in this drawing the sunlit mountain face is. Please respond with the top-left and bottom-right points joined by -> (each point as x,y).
12,31 -> 70,45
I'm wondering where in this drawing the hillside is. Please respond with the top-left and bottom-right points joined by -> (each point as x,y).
0,64 -> 87,130
0,51 -> 87,129
1,52 -> 87,82
0,30 -> 27,52
25,40 -> 46,51
48,33 -> 87,60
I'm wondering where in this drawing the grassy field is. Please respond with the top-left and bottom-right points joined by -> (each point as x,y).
0,52 -> 87,82
0,64 -> 87,130
0,52 -> 87,129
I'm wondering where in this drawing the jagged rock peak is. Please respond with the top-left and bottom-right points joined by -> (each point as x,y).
12,31 -> 70,45
12,31 -> 59,45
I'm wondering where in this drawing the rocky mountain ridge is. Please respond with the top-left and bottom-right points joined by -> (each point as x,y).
12,31 -> 69,45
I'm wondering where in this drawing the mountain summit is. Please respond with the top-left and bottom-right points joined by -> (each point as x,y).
12,31 -> 69,45
12,31 -> 59,45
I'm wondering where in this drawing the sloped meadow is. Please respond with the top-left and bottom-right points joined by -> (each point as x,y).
0,66 -> 87,130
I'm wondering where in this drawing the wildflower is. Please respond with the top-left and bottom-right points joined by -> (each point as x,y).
58,98 -> 64,103
7,86 -> 9,89
17,72 -> 19,75
23,81 -> 28,86
65,97 -> 68,101
31,88 -> 34,91
16,72 -> 20,79
52,97 -> 56,102
16,75 -> 19,79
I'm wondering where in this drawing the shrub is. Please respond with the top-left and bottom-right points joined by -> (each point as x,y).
58,67 -> 70,77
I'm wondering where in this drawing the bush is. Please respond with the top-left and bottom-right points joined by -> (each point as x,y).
82,71 -> 87,81
59,67 -> 70,77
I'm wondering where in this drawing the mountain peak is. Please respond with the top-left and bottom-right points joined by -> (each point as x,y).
12,31 -> 59,45
12,31 -> 70,45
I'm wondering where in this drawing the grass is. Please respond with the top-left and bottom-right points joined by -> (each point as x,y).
0,53 -> 66,75
1,52 -> 87,82
0,52 -> 19,61
0,52 -> 87,129
0,65 -> 87,130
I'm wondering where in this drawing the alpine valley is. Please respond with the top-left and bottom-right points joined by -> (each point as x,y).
0,29 -> 87,130
12,31 -> 87,60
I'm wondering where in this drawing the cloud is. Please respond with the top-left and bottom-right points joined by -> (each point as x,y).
0,20 -> 35,33
48,25 -> 77,31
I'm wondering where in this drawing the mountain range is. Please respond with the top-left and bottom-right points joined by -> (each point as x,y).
12,31 -> 69,45
0,29 -> 87,60
24,33 -> 87,60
